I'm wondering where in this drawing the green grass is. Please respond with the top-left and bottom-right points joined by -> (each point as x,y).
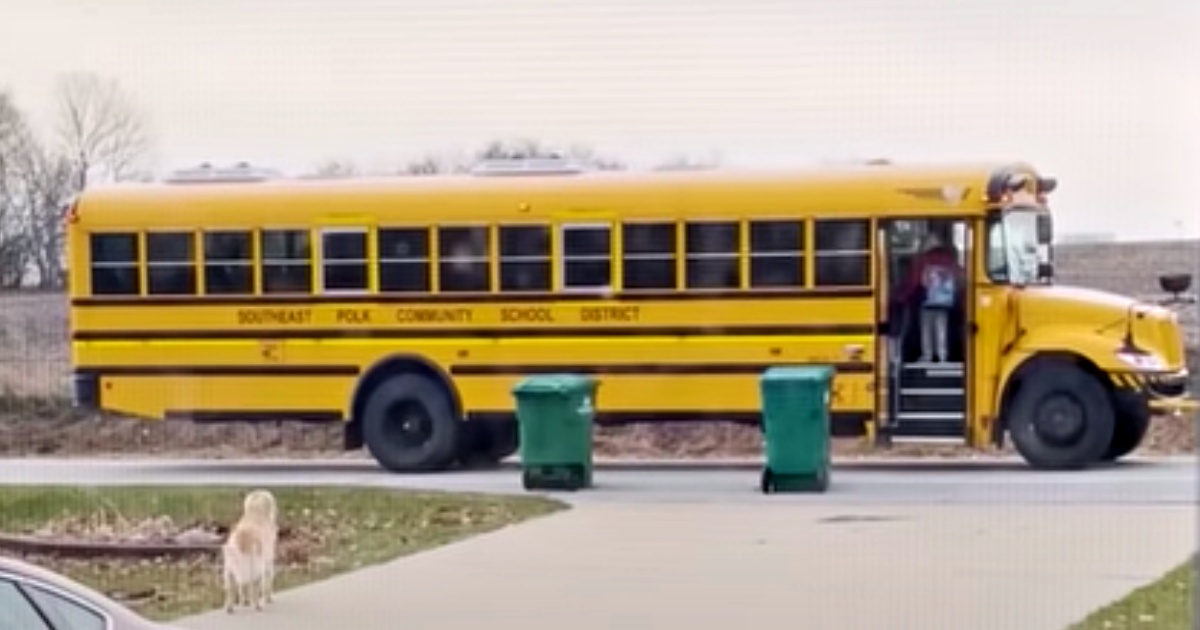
0,485 -> 565,621
1068,557 -> 1195,630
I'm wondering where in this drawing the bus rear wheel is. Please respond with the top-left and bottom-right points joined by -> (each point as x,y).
1007,362 -> 1115,470
458,419 -> 519,469
361,373 -> 461,473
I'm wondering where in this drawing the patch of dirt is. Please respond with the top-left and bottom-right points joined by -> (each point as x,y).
594,413 -> 1197,460
0,400 -> 1193,461
24,513 -> 224,547
1,511 -> 322,611
0,404 -> 350,459
1142,412 -> 1196,455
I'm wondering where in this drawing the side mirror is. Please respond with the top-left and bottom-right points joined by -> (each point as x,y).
1036,213 -> 1053,243
1158,273 -> 1195,305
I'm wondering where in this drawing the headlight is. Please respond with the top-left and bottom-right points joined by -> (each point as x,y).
1115,351 -> 1167,370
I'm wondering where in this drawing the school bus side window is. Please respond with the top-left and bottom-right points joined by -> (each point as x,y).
89,233 -> 139,295
202,231 -> 253,294
749,220 -> 804,288
146,231 -> 196,295
561,224 -> 611,290
378,228 -> 429,292
499,225 -> 551,291
320,229 -> 368,293
622,222 -> 676,290
685,221 -> 740,289
438,226 -> 489,292
260,229 -> 312,293
814,219 -> 870,287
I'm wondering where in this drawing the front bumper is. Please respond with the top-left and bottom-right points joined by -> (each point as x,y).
1112,369 -> 1197,415
71,370 -> 100,410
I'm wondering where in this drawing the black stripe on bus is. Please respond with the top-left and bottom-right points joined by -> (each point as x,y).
161,409 -> 870,436
164,410 -> 344,423
470,410 -> 871,437
71,324 -> 875,342
70,288 -> 874,307
450,362 -> 874,376
76,365 -> 360,377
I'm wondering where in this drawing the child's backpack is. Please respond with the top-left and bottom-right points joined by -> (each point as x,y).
922,264 -> 956,308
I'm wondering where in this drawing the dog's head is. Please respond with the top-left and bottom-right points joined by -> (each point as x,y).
243,489 -> 278,524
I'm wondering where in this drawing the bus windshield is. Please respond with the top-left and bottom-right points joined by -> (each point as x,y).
986,208 -> 1051,286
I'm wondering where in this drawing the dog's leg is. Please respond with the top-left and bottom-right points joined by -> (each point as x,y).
264,558 -> 275,603
223,570 -> 236,614
261,569 -> 272,605
251,576 -> 263,611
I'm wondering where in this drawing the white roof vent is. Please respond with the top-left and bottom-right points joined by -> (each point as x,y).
164,162 -> 283,184
469,157 -> 587,177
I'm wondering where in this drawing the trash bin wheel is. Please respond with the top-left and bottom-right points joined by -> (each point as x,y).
760,468 -> 775,494
521,470 -> 535,491
813,466 -> 830,492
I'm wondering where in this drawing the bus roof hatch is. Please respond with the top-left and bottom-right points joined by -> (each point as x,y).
469,157 -> 587,177
163,162 -> 284,184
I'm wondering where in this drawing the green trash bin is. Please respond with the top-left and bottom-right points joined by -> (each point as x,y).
759,365 -> 834,494
513,374 -> 598,491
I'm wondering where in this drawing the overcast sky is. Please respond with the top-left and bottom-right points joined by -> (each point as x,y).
2,0 -> 1197,240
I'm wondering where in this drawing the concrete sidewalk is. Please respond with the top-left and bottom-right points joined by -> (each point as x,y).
178,503 -> 1194,630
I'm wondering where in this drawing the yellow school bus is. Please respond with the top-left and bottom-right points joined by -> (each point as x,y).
65,160 -> 1195,472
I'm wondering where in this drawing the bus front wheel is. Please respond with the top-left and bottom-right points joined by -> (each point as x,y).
361,373 -> 461,473
1007,362 -> 1115,470
1102,409 -> 1151,462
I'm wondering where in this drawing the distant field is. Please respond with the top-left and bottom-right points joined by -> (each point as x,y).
1054,239 -> 1200,350
2,239 -> 1197,400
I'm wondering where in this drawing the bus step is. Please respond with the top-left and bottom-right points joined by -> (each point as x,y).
898,387 -> 964,414
899,362 -> 964,389
886,412 -> 966,439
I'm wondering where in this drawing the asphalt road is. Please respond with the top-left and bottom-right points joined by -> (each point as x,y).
1,455 -> 1196,630
0,455 -> 1193,506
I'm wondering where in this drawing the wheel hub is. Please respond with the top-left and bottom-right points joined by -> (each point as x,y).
1034,394 -> 1085,445
384,402 -> 433,449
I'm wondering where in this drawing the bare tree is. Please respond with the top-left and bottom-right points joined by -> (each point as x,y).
1,89 -> 91,289
54,72 -> 152,188
0,92 -> 36,288
18,146 -> 74,288
474,138 -> 626,170
402,151 -> 471,176
302,158 -> 361,179
403,155 -> 448,175
652,152 -> 722,171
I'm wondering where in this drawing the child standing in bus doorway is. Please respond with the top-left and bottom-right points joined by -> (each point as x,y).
901,231 -> 961,363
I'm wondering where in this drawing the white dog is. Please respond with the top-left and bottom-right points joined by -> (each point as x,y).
222,489 -> 279,613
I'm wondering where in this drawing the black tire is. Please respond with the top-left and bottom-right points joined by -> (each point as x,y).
1007,362 -> 1116,470
760,468 -> 775,494
457,420 -> 519,469
361,373 -> 461,473
812,466 -> 830,493
1102,410 -> 1151,462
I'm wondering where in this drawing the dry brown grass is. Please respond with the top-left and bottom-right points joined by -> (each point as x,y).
1,239 -> 1196,458
0,290 -> 69,399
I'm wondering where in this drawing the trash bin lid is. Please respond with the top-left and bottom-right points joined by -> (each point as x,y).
762,365 -> 836,383
512,373 -> 597,396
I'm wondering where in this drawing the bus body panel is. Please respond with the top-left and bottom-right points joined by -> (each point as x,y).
74,334 -> 878,429
64,162 -> 1195,470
